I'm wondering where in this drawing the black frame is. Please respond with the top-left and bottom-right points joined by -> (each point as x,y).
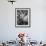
15,8 -> 31,28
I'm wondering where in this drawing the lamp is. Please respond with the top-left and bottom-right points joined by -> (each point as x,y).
8,0 -> 16,4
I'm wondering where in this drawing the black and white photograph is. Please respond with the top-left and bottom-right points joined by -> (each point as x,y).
15,8 -> 31,27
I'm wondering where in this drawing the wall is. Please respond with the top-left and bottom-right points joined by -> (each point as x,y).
0,0 -> 46,42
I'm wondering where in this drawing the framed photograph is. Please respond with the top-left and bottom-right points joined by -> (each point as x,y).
15,8 -> 31,28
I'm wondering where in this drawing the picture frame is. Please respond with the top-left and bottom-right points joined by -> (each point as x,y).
15,8 -> 31,28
